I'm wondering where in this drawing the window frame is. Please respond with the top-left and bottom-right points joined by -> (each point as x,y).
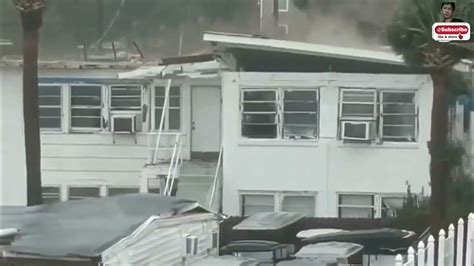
67,185 -> 101,201
38,84 -> 63,131
240,87 -> 320,141
106,186 -> 140,197
279,193 -> 317,217
69,84 -> 104,132
337,193 -> 376,218
278,0 -> 289,12
337,193 -> 406,218
240,192 -> 277,216
152,85 -> 182,131
338,88 -> 418,143
109,84 -> 143,112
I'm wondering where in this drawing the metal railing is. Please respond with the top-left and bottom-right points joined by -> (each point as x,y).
208,145 -> 223,210
163,134 -> 183,196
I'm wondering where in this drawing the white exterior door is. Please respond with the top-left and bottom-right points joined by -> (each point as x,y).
191,86 -> 221,152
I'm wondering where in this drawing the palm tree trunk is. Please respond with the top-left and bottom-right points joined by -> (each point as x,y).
20,8 -> 43,206
428,69 -> 450,233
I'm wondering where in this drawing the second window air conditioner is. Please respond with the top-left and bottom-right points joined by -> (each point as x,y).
341,121 -> 374,141
111,115 -> 136,133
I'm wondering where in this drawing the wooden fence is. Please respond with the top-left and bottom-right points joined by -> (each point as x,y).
395,213 -> 474,266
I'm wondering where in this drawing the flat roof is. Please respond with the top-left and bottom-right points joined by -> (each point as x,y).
203,31 -> 406,66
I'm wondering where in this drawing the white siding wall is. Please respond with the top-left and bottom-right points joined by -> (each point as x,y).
221,72 -> 433,217
101,214 -> 219,266
1,67 -> 219,204
1,67 -> 27,206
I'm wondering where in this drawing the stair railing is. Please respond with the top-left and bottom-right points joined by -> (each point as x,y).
208,145 -> 223,209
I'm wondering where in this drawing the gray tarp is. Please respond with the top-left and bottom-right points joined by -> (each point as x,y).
0,194 -> 207,258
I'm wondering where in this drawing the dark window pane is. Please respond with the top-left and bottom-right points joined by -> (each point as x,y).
39,96 -> 61,106
243,91 -> 276,101
113,117 -> 134,132
111,86 -> 141,96
169,109 -> 180,129
284,113 -> 317,125
71,108 -> 101,117
342,91 -> 375,103
155,109 -> 165,128
69,187 -> 100,200
341,104 -> 375,117
284,90 -> 316,101
155,97 -> 180,107
243,102 -> 277,112
39,86 -> 61,96
383,126 -> 416,139
284,102 -> 317,112
155,86 -> 180,96
281,196 -> 315,216
170,86 -> 180,96
39,108 -> 61,117
383,116 -> 416,126
71,86 -> 101,96
108,187 -> 139,196
40,118 -> 61,129
42,187 -> 60,204
169,97 -> 180,107
72,118 -> 101,128
242,125 -> 277,138
383,92 -> 415,103
383,104 -> 416,114
111,98 -> 141,109
284,126 -> 317,138
243,114 -> 277,124
71,96 -> 101,106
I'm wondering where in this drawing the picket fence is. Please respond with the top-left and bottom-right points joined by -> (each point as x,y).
395,213 -> 474,266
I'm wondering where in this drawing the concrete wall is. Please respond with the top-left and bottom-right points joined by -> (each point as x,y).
1,67 -> 27,206
0,66 -> 220,205
221,72 -> 433,217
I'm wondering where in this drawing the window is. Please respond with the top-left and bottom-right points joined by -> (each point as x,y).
338,194 -> 375,218
381,196 -> 405,218
240,191 -> 317,217
185,235 -> 198,255
241,194 -> 275,216
241,88 -> 319,139
381,92 -> 417,142
70,85 -> 102,129
278,0 -> 289,11
154,86 -> 180,130
281,195 -> 316,217
211,231 -> 218,249
110,85 -> 142,111
68,187 -> 100,200
107,187 -> 139,196
39,85 -> 62,130
339,89 -> 417,142
42,186 -> 60,204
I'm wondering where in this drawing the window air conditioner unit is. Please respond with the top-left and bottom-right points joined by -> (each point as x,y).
341,121 -> 373,141
111,114 -> 136,133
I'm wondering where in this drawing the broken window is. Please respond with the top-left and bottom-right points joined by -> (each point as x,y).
154,86 -> 181,130
281,195 -> 316,217
39,85 -> 62,130
381,91 -> 417,142
241,194 -> 275,216
339,89 -> 418,142
110,85 -> 142,111
42,186 -> 61,204
241,88 -> 319,139
283,90 -> 318,139
71,85 -> 102,129
68,187 -> 100,200
338,194 -> 375,218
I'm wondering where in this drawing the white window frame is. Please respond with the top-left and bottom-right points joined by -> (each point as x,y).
106,186 -> 140,197
337,193 -> 406,218
69,84 -> 104,132
38,84 -> 63,131
185,235 -> 198,256
239,190 -> 317,217
240,87 -> 319,140
151,85 -> 182,131
380,90 -> 418,142
109,84 -> 143,112
338,88 -> 418,143
278,0 -> 289,12
67,185 -> 101,201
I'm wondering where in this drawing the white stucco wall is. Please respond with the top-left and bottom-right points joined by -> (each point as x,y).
1,67 -> 27,206
221,72 -> 433,217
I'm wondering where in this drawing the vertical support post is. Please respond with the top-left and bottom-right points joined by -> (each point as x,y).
408,246 -> 415,266
395,254 -> 403,266
466,213 -> 474,266
448,224 -> 455,266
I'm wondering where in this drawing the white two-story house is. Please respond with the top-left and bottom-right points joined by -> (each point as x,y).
203,32 -> 433,218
